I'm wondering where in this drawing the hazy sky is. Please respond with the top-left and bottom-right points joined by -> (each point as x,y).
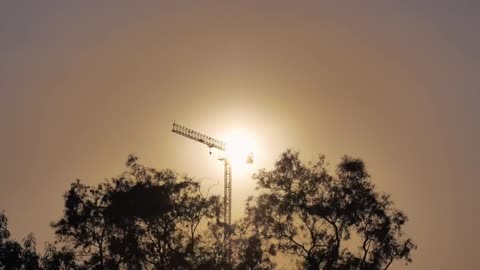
1,1 -> 479,269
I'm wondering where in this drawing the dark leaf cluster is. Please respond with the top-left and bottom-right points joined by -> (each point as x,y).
1,151 -> 415,270
244,150 -> 416,270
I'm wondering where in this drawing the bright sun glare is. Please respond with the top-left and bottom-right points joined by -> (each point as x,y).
224,129 -> 257,169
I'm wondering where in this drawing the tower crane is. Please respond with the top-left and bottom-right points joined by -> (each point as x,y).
171,122 -> 253,265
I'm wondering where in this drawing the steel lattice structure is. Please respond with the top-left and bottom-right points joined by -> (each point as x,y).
172,123 -> 233,264
172,123 -> 226,151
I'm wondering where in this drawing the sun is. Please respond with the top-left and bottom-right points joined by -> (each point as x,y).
223,128 -> 257,169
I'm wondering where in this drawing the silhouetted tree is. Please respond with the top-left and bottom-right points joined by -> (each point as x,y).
243,150 -> 415,270
233,221 -> 276,270
40,243 -> 82,270
52,156 -> 222,269
50,151 -> 415,269
51,178 -> 110,269
0,211 -> 40,269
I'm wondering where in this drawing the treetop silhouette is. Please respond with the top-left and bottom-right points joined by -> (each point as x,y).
243,150 -> 415,269
1,150 -> 415,269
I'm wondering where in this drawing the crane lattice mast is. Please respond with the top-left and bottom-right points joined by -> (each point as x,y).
171,123 -> 233,263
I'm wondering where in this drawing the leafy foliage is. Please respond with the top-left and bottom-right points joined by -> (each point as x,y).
2,150 -> 415,269
41,244 -> 82,270
0,211 -> 40,269
244,150 -> 416,269
51,155 -> 222,269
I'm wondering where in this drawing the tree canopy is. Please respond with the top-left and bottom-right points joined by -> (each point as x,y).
51,155 -> 223,270
0,211 -> 40,269
1,151 -> 415,269
243,150 -> 415,269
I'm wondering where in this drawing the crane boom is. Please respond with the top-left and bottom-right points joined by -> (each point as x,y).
171,122 -> 232,265
172,123 -> 226,151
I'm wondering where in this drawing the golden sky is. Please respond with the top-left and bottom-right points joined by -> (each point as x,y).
1,1 -> 479,269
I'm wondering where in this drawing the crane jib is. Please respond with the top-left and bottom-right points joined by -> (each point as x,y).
171,122 -> 232,264
172,123 -> 226,151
